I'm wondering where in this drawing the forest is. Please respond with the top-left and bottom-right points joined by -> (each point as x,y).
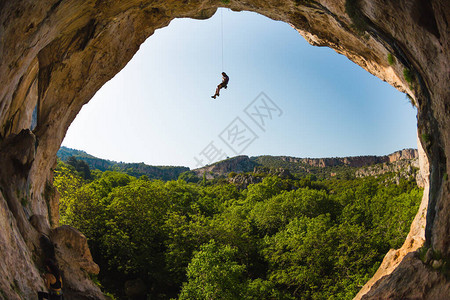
54,157 -> 422,300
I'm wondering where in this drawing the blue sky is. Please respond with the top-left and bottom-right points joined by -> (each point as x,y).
62,9 -> 418,169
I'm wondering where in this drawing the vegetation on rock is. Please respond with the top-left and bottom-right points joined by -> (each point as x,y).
403,68 -> 414,84
387,53 -> 395,66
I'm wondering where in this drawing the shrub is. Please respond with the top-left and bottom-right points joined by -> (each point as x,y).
387,53 -> 395,65
178,240 -> 246,300
403,68 -> 413,83
421,133 -> 431,144
418,246 -> 429,262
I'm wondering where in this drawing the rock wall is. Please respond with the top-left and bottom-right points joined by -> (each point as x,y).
195,149 -> 419,179
354,149 -> 421,186
194,155 -> 257,179
286,148 -> 419,168
0,0 -> 448,299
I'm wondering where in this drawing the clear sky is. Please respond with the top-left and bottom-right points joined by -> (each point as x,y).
62,9 -> 418,169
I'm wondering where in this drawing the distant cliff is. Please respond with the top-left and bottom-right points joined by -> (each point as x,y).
193,156 -> 257,179
193,149 -> 419,180
279,148 -> 418,168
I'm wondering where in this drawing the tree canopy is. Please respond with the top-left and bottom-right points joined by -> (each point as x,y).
54,160 -> 422,300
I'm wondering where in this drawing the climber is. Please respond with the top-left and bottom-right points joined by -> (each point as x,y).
38,259 -> 64,300
211,72 -> 229,99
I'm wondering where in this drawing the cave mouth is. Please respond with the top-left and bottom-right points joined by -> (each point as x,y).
57,9 -> 424,299
0,1 -> 447,299
62,8 -> 418,169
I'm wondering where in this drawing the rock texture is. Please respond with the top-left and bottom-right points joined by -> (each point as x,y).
195,149 -> 418,179
361,252 -> 450,300
355,150 -> 421,186
194,155 -> 257,179
50,226 -> 103,300
285,149 -> 418,168
227,168 -> 293,189
0,0 -> 448,299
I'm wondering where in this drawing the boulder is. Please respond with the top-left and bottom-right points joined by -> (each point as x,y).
50,225 -> 105,300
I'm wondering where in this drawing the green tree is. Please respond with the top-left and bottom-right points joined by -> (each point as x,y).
54,162 -> 422,300
178,240 -> 246,300
246,176 -> 289,204
67,156 -> 92,180
178,171 -> 200,183
53,160 -> 84,204
245,278 -> 291,300
250,188 -> 336,235
102,180 -> 169,277
164,212 -> 211,286
262,215 -> 337,299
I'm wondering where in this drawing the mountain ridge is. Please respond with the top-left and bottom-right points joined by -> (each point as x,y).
57,146 -> 421,185
58,146 -> 189,181
193,148 -> 419,179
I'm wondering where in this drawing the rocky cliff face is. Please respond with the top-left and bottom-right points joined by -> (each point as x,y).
195,156 -> 257,179
0,0 -> 448,299
198,150 -> 420,189
195,149 -> 419,179
285,148 -> 419,168
355,157 -> 421,185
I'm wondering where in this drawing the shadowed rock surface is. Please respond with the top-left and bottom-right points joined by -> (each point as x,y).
0,0 -> 448,299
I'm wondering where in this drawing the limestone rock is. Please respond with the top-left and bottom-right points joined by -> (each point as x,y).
300,149 -> 419,169
355,158 -> 420,183
387,149 -> 419,162
275,149 -> 418,169
228,173 -> 263,189
196,150 -> 419,180
0,194 -> 44,299
416,134 -> 430,189
194,155 -> 256,179
30,214 -> 50,236
50,225 -> 100,275
0,0 -> 448,299
0,129 -> 41,250
50,225 -> 104,300
361,253 -> 450,300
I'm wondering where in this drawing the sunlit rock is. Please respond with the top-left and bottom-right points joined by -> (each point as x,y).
0,0 -> 448,298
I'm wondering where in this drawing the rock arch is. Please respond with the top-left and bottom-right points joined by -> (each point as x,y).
0,0 -> 448,298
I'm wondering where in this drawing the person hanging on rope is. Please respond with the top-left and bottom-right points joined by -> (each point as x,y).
211,72 -> 229,99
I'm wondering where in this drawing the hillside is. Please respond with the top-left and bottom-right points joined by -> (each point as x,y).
193,149 -> 419,181
57,146 -> 189,181
59,147 -> 420,184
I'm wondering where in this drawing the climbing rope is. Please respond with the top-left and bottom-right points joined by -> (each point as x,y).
221,8 -> 224,71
